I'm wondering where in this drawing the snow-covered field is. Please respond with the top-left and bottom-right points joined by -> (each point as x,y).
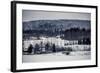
22,51 -> 91,63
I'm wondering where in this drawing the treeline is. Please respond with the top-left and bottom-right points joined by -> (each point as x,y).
64,28 -> 91,40
23,43 -> 58,55
23,27 -> 91,41
23,43 -> 74,55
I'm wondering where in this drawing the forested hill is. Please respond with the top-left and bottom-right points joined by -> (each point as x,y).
23,19 -> 90,31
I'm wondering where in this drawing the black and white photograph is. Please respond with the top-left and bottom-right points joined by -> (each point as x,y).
22,10 -> 91,63
11,1 -> 97,72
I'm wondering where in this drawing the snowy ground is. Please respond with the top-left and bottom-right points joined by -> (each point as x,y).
22,51 -> 91,63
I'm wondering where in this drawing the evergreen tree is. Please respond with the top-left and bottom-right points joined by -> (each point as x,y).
52,44 -> 56,52
34,44 -> 40,54
27,44 -> 33,54
45,43 -> 50,53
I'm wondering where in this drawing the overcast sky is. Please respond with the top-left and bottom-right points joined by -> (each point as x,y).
22,10 -> 91,22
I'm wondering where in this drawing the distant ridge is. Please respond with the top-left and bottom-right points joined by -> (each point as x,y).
23,19 -> 90,31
